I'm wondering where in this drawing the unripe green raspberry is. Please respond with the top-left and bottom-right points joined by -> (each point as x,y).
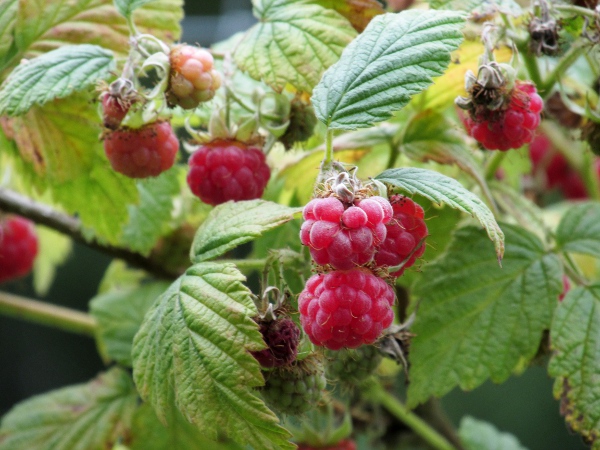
325,345 -> 382,387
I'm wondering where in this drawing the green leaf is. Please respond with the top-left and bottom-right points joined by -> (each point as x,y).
0,368 -> 138,450
0,0 -> 17,65
428,0 -> 522,16
376,167 -> 504,259
407,225 -> 562,407
0,45 -> 115,116
131,262 -> 293,450
459,416 -> 529,450
114,0 -> 158,18
234,0 -> 356,93
311,10 -> 465,130
32,226 -> 72,296
130,403 -> 246,450
309,0 -> 384,32
556,202 -> 600,259
90,281 -> 169,366
190,200 -> 301,263
121,168 -> 180,255
548,284 -> 600,446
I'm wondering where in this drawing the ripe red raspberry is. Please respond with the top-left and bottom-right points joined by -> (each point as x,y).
186,139 -> 271,205
298,269 -> 395,350
463,81 -> 543,151
0,216 -> 38,284
103,121 -> 179,178
300,196 -> 392,270
374,195 -> 427,277
101,92 -> 129,130
297,439 -> 357,450
251,317 -> 301,368
167,44 -> 221,110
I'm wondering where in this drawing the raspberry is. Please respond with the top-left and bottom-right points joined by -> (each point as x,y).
0,216 -> 38,284
103,121 -> 179,178
298,269 -> 395,350
528,134 -> 570,189
374,195 -> 427,277
260,356 -> 326,415
300,196 -> 392,270
325,345 -> 382,386
186,139 -> 271,205
101,92 -> 129,130
278,99 -> 318,150
167,44 -> 221,110
462,81 -> 543,151
251,317 -> 301,368
297,439 -> 357,450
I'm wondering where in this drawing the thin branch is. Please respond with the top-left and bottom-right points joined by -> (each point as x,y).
0,188 -> 179,279
0,291 -> 97,337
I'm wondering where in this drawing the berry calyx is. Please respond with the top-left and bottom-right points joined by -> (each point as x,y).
298,268 -> 395,350
167,44 -> 221,110
260,356 -> 326,415
374,195 -> 428,277
251,317 -> 301,368
461,80 -> 543,151
325,345 -> 382,387
103,121 -> 179,178
300,195 -> 392,270
186,139 -> 271,205
0,216 -> 38,284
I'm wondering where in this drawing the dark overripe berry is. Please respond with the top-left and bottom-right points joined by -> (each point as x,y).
298,268 -> 395,350
103,121 -> 179,178
187,139 -> 271,205
279,99 -> 318,150
251,317 -> 301,368
0,216 -> 38,284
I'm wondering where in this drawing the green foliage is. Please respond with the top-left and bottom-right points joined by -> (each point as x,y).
0,368 -> 138,450
32,225 -> 72,296
114,0 -> 159,18
549,285 -> 600,447
0,45 -> 115,116
376,167 -> 505,259
90,281 -> 169,366
459,416 -> 528,450
234,0 -> 356,93
407,225 -> 562,407
428,0 -> 522,16
311,10 -> 465,130
556,202 -> 600,259
131,262 -> 293,449
190,199 -> 301,263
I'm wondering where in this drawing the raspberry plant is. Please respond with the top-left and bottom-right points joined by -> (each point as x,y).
1,0 -> 600,449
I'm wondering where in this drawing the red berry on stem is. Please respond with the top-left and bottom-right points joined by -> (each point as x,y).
103,121 -> 179,179
0,216 -> 38,284
101,92 -> 129,130
251,317 -> 301,368
187,139 -> 271,205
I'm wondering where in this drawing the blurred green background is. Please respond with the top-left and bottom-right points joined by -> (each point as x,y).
0,2 -> 589,449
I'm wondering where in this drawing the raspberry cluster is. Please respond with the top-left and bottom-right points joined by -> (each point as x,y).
374,195 -> 428,277
103,121 -> 179,178
260,357 -> 326,415
0,216 -> 38,284
299,269 -> 395,350
300,196 -> 391,270
325,345 -> 382,386
462,81 -> 543,151
187,139 -> 270,205
251,317 -> 300,368
167,44 -> 221,110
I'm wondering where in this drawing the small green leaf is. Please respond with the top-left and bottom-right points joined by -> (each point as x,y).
114,0 -> 158,18
549,284 -> 600,446
121,168 -> 180,255
190,200 -> 301,263
0,0 -> 17,66
428,0 -> 522,16
0,368 -> 138,450
32,226 -> 72,296
132,262 -> 293,450
376,167 -> 504,259
407,225 -> 562,407
459,416 -> 529,450
0,45 -> 115,116
234,0 -> 356,93
311,10 -> 465,130
90,281 -> 170,366
556,202 -> 600,259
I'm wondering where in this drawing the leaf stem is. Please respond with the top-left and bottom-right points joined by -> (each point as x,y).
561,252 -> 589,286
363,379 -> 458,450
540,43 -> 587,95
0,291 -> 97,337
0,188 -> 179,279
555,4 -> 599,20
484,151 -> 507,181
516,41 -> 544,90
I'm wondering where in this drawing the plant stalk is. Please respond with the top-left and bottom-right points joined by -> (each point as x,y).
0,291 -> 97,337
541,43 -> 587,95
